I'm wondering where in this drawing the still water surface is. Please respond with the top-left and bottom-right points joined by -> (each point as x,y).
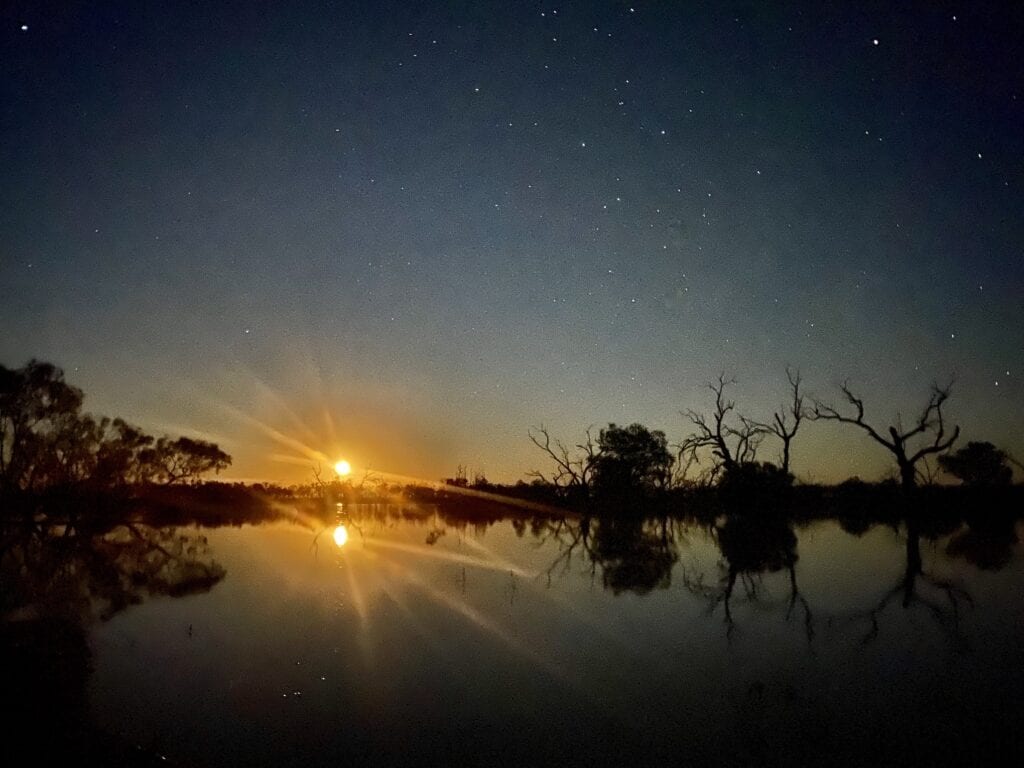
83,509 -> 1024,766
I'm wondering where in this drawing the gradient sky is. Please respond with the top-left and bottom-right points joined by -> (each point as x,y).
2,1 -> 1022,484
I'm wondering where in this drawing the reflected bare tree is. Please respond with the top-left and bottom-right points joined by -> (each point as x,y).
842,518 -> 973,646
534,515 -> 598,586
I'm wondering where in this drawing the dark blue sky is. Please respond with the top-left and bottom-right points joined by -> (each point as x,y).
2,1 -> 1022,483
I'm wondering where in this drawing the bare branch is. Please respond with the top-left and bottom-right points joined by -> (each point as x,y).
527,425 -> 595,496
812,379 -> 960,488
679,374 -> 763,476
753,366 -> 806,474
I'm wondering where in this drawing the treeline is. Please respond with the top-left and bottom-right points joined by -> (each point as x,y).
3,359 -> 1018,524
0,360 -> 230,507
523,370 -> 1018,509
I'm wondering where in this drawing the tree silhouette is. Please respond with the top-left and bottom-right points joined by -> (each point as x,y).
526,425 -> 598,503
0,360 -> 231,499
141,436 -> 231,485
753,366 -> 806,476
812,381 -> 960,490
938,441 -> 1012,487
679,374 -> 766,485
591,423 -> 674,500
0,360 -> 85,492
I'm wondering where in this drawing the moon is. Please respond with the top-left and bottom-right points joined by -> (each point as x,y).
332,524 -> 349,547
334,460 -> 351,476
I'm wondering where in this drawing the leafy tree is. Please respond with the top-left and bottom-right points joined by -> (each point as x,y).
140,436 -> 231,485
938,441 -> 1012,487
591,422 -> 674,498
0,359 -> 231,495
0,360 -> 86,492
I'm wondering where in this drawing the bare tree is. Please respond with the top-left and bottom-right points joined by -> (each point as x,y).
527,425 -> 598,500
755,366 -> 805,476
678,374 -> 766,484
811,381 -> 960,489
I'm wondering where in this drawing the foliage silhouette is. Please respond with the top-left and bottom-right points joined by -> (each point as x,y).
590,423 -> 674,503
1,515 -> 226,763
0,360 -> 231,507
590,515 -> 678,594
938,441 -> 1012,487
683,511 -> 806,639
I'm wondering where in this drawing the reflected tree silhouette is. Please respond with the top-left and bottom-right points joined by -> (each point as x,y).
844,516 -> 973,646
1,518 -> 226,762
535,512 -> 679,595
1,519 -> 225,625
946,509 -> 1019,572
536,515 -> 598,585
682,512 -> 807,641
591,515 -> 678,595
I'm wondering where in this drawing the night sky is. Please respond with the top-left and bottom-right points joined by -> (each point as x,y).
2,1 -> 1022,484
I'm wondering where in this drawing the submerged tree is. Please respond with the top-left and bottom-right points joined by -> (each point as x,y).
812,381 -> 960,490
938,441 -> 1012,487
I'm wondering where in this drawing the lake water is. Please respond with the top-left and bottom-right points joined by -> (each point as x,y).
9,506 -> 1024,766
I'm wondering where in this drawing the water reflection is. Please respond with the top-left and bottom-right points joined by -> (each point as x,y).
1,517 -> 226,762
682,512 -> 807,639
5,494 -> 1023,767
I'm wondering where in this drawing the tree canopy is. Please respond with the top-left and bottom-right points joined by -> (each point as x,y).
0,360 -> 230,496
591,423 -> 674,498
938,442 -> 1012,487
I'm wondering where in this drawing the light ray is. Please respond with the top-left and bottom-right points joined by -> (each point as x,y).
371,551 -> 570,684
362,536 -> 533,576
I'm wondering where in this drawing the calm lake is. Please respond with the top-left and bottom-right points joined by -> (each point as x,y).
9,505 -> 1024,766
